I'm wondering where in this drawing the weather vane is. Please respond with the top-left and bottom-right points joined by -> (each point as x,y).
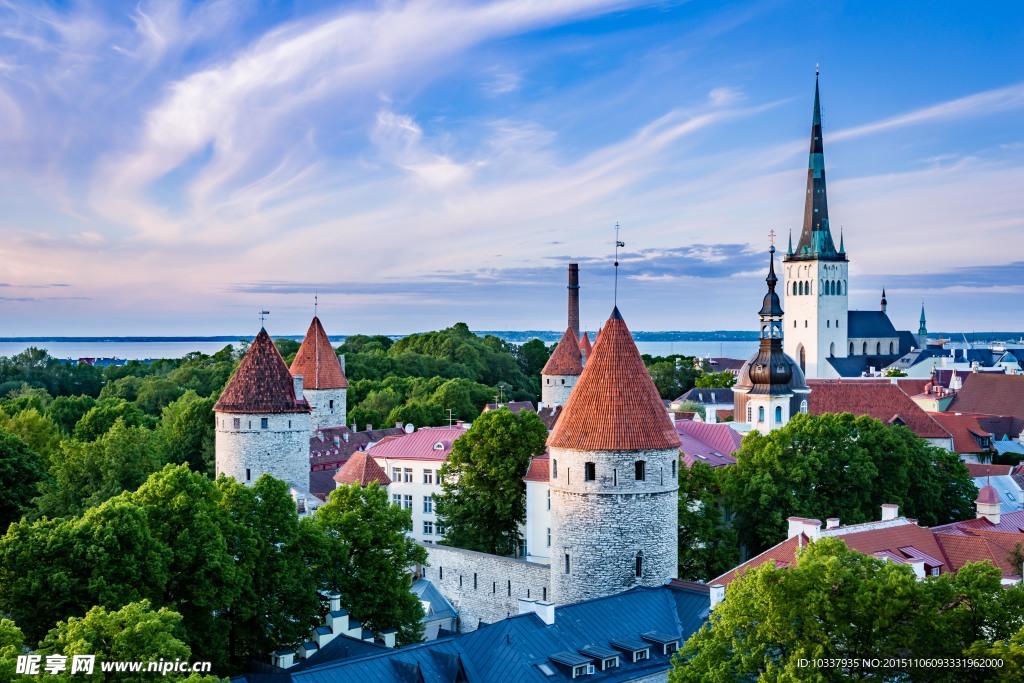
614,222 -> 625,306
259,309 -> 270,326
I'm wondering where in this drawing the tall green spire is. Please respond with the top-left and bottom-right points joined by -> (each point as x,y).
918,304 -> 927,336
788,70 -> 843,262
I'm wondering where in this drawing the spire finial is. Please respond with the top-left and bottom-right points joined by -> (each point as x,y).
314,291 -> 318,317
768,228 -> 776,247
614,222 -> 624,307
815,62 -> 820,77
259,309 -> 270,327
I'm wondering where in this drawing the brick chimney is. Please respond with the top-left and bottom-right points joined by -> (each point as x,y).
567,263 -> 580,339
293,375 -> 304,401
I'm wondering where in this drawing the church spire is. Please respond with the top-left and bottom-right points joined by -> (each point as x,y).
880,288 -> 887,313
789,71 -> 842,261
919,304 -> 927,335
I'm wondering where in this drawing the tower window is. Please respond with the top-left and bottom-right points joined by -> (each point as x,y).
329,399 -> 334,409
246,468 -> 251,481
775,406 -> 783,422
827,320 -> 830,328
565,553 -> 571,574
552,460 -> 557,478
671,459 -> 676,478
635,461 -> 646,481
613,468 -> 618,486
547,528 -> 551,547
261,417 -> 268,429
508,580 -> 511,596
474,573 -> 477,589
850,342 -> 855,355
758,406 -> 765,423
635,553 -> 643,578
863,342 -> 868,354
876,342 -> 882,355
805,320 -> 808,328
561,378 -> 565,385
547,489 -> 550,510
233,418 -> 241,430
584,462 -> 596,481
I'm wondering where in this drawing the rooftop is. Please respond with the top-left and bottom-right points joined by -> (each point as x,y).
541,327 -> 584,376
290,316 -> 348,390
367,426 -> 467,462
334,451 -> 392,487
214,328 -> 310,414
806,380 -> 949,439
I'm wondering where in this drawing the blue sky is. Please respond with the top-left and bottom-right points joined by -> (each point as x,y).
0,0 -> 1022,336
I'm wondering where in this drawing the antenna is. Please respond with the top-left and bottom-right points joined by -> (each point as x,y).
447,408 -> 455,427
259,310 -> 270,327
614,222 -> 625,306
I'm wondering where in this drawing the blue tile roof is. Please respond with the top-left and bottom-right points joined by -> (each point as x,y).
848,311 -> 899,339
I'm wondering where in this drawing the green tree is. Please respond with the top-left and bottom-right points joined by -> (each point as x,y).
37,601 -> 219,683
218,476 -> 320,670
338,334 -> 394,354
136,377 -> 185,416
677,462 -> 738,581
694,370 -> 736,388
307,483 -> 428,645
436,408 -> 548,555
516,338 -> 552,377
46,395 -> 97,435
0,430 -> 46,532
719,413 -> 976,553
154,391 -> 215,475
430,377 -> 492,421
387,401 -> 446,429
647,359 -> 699,400
74,399 -> 150,441
274,338 -> 301,359
0,618 -> 31,683
0,408 -> 62,465
673,400 -> 706,420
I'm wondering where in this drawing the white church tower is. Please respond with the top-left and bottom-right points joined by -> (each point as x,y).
783,71 -> 849,379
547,306 -> 680,605
214,328 -> 311,492
290,316 -> 347,431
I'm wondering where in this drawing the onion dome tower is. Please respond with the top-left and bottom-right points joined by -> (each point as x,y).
541,327 -> 584,407
734,245 -> 810,432
783,71 -> 850,378
214,328 -> 311,492
290,316 -> 348,430
547,307 -> 680,605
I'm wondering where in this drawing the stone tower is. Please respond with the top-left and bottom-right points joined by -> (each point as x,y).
214,328 -> 311,492
783,72 -> 849,379
541,327 -> 583,407
290,316 -> 348,430
733,246 -> 810,432
547,306 -> 680,605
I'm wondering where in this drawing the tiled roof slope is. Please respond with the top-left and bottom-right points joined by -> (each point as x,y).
523,454 -> 550,482
579,332 -> 592,360
366,426 -> 466,461
965,463 -> 1012,478
930,413 -> 994,454
542,327 -> 584,376
309,426 -> 406,470
806,380 -> 949,439
548,307 -> 680,451
290,316 -> 347,389
675,421 -> 742,468
948,374 -> 1024,419
214,328 -> 309,414
713,534 -> 806,585
334,451 -> 391,487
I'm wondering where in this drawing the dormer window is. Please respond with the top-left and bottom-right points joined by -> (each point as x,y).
433,442 -> 445,450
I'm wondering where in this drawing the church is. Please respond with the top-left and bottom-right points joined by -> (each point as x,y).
783,73 -> 921,379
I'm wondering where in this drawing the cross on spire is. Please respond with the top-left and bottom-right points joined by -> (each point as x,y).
768,229 -> 776,246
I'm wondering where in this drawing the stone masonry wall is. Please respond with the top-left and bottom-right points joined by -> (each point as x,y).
549,446 -> 679,605
215,411 -> 311,492
422,544 -> 550,633
541,373 -> 577,407
304,387 -> 347,430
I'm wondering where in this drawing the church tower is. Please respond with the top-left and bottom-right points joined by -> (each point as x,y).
783,72 -> 849,379
734,245 -> 810,432
918,304 -> 928,349
214,328 -> 311,492
290,316 -> 348,430
547,307 -> 680,605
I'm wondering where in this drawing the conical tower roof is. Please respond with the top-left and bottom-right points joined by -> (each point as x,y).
542,327 -> 584,376
290,316 -> 348,389
215,329 -> 309,414
334,451 -> 391,487
579,332 -> 593,362
548,307 -> 680,451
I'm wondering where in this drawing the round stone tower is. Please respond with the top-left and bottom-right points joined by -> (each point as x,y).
541,327 -> 583,407
214,328 -> 311,492
290,316 -> 348,430
547,307 -> 680,605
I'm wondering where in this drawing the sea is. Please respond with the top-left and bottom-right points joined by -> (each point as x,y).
0,338 -> 761,362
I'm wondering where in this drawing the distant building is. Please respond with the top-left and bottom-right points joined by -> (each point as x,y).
672,388 -> 734,423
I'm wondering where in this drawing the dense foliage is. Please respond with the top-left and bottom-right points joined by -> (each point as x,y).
677,461 -> 738,581
670,539 -> 1024,683
719,412 -> 977,554
436,408 -> 549,556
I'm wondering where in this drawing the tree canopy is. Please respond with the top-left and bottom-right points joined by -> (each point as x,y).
0,429 -> 46,533
436,408 -> 548,556
677,461 -> 737,582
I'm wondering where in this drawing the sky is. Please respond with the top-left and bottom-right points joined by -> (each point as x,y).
0,0 -> 1022,337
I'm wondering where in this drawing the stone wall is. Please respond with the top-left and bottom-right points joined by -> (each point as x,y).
215,411 -> 311,492
541,373 -> 577,406
549,446 -> 679,605
421,544 -> 550,632
304,387 -> 347,431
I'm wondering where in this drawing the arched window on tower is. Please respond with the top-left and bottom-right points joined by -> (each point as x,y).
775,406 -> 783,423
862,342 -> 868,354
799,346 -> 806,371
849,342 -> 855,355
793,282 -> 798,296
805,280 -> 811,295
800,400 -> 808,414
876,342 -> 881,355
758,406 -> 765,423
890,341 -> 895,354
798,281 -> 803,296
830,342 -> 835,357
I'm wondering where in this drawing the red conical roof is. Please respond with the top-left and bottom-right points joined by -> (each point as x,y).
542,327 -> 583,376
334,451 -> 391,487
290,316 -> 348,389
579,332 -> 592,360
548,307 -> 680,451
214,329 -> 309,414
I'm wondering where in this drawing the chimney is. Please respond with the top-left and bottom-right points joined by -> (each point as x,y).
709,584 -> 725,611
396,422 -> 403,429
826,518 -> 840,529
802,519 -> 821,541
293,375 -> 304,400
455,420 -> 465,429
377,629 -> 398,648
518,598 -> 555,625
272,650 -> 295,669
329,593 -> 341,612
339,354 -> 345,372
881,504 -> 899,521
567,263 -> 580,339
365,424 -> 372,431
787,517 -> 805,539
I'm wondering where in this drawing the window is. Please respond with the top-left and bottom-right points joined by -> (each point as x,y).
804,320 -> 808,328
403,495 -> 413,509
827,320 -> 830,328
890,341 -> 895,354
439,567 -> 443,580
288,419 -> 291,428
613,469 -> 617,486
850,342 -> 855,355
260,417 -> 269,429
507,580 -> 511,596
474,573 -> 477,589
565,553 -> 571,574
423,521 -> 433,535
876,342 -> 881,355
248,420 -> 252,429
830,341 -> 835,356
635,461 -> 646,481
758,406 -> 765,422
561,379 -> 565,385
793,320 -> 797,328
423,469 -> 434,485
403,468 -> 413,483
392,467 -> 400,481
746,406 -> 752,422
547,528 -> 551,547
800,400 -> 808,414
863,342 -> 868,354
423,496 -> 433,513
584,462 -> 596,481
671,459 -> 676,478
329,399 -> 334,409
392,494 -> 402,506
635,553 -> 643,578
233,417 -> 241,429
547,489 -> 550,510
552,460 -> 558,478
543,587 -> 547,601
246,468 -> 251,481
775,406 -> 782,423
436,523 -> 446,535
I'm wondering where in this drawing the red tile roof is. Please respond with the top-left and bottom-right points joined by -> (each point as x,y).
929,413 -> 993,454
579,332 -> 592,362
483,401 -> 535,414
948,374 -> 1024,419
964,463 -> 1012,478
806,380 -> 949,439
214,328 -> 310,414
542,327 -> 584,376
548,307 -> 680,451
537,405 -> 562,430
334,450 -> 391,487
932,510 -> 1024,536
308,426 -> 406,469
933,533 -> 1014,575
523,454 -> 550,482
714,534 -> 807,585
290,316 -> 348,389
367,426 -> 467,462
675,421 -> 743,468
716,409 -> 734,421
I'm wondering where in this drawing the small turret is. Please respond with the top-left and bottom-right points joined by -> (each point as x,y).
880,288 -> 887,313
